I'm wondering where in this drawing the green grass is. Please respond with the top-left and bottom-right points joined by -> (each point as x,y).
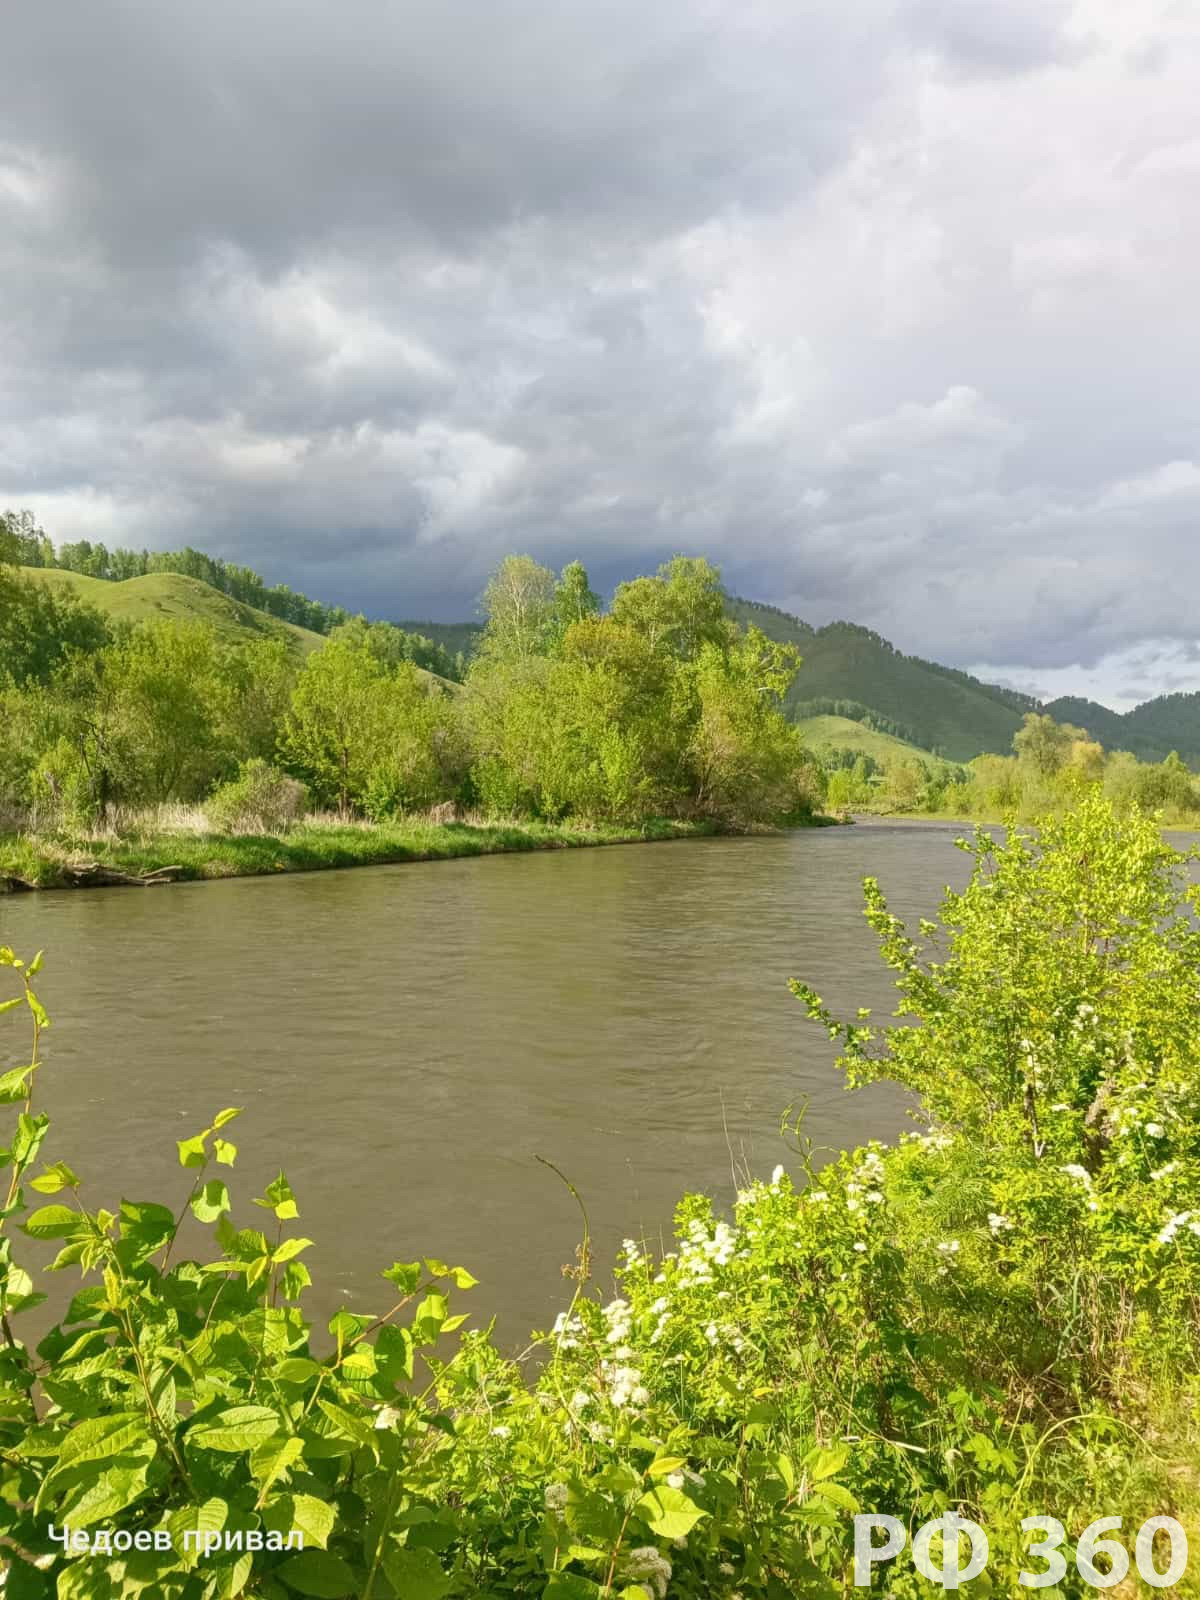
0,816 -> 733,890
796,713 -> 958,771
23,567 -> 326,656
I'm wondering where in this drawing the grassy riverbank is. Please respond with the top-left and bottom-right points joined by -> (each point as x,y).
1,811 -> 808,890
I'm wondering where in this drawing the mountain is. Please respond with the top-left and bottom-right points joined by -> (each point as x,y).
1044,692 -> 1200,766
725,598 -> 1037,762
25,567 -> 325,655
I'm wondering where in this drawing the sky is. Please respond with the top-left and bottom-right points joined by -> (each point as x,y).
2,1 -> 1198,711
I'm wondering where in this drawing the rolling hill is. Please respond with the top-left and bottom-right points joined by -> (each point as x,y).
795,715 -> 963,774
24,567 -> 325,655
725,598 -> 1036,762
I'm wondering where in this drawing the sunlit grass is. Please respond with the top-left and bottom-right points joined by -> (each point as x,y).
1,812 -> 722,888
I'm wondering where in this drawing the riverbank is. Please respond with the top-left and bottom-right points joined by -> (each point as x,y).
0,811 -> 836,891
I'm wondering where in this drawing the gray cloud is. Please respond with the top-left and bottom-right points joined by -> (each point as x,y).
2,0 -> 1199,704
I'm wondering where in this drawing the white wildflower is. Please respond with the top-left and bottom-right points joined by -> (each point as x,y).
1060,1164 -> 1093,1187
544,1482 -> 569,1515
1158,1210 -> 1194,1245
771,1164 -> 785,1185
987,1212 -> 1014,1236
1144,1122 -> 1165,1139
666,1471 -> 685,1489
622,1547 -> 673,1599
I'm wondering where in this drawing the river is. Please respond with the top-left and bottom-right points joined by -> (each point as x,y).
1,821 -> 977,1349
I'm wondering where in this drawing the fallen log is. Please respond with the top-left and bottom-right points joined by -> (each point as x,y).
58,861 -> 186,888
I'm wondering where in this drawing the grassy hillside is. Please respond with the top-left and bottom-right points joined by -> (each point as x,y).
24,567 -> 325,655
726,598 -> 1032,761
796,714 -> 959,772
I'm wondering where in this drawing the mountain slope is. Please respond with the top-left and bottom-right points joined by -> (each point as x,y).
795,715 -> 962,773
24,567 -> 325,655
726,598 -> 1034,761
1044,692 -> 1200,765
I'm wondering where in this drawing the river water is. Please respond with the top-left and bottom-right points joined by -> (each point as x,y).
1,821 -> 978,1348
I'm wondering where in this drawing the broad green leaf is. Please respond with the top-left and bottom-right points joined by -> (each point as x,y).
646,1455 -> 688,1479
177,1134 -> 207,1169
56,1412 -> 155,1473
275,1356 -> 322,1384
23,1204 -> 83,1240
380,1546 -> 452,1600
634,1485 -> 707,1539
191,1179 -> 231,1223
272,1235 -> 314,1264
250,1432 -> 304,1489
188,1404 -> 283,1452
30,1160 -> 79,1194
0,1063 -> 33,1099
277,1549 -> 359,1596
289,1492 -> 335,1549
805,1444 -> 848,1482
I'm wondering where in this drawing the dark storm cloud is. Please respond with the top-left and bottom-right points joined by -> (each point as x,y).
2,0 -> 1199,703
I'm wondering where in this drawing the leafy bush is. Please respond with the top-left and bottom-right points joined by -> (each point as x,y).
205,761 -> 308,835
2,795 -> 1198,1597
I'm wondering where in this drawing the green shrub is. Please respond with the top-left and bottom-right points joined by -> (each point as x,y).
205,760 -> 307,835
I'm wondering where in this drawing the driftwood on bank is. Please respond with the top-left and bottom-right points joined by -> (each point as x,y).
1,861 -> 185,892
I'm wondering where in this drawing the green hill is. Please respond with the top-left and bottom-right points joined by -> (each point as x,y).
24,567 -> 325,655
725,598 -> 1035,762
795,715 -> 961,773
1043,692 -> 1200,766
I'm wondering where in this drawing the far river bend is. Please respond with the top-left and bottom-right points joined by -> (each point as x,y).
2,821 -> 986,1349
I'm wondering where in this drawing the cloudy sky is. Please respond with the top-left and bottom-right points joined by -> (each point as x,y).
2,0 -> 1198,708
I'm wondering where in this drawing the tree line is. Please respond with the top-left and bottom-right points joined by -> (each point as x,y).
1,528 -> 821,833
822,710 -> 1200,821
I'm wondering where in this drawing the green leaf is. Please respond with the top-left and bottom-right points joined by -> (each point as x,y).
212,1106 -> 242,1128
191,1178 -> 231,1223
188,1404 -> 283,1452
0,1063 -> 33,1099
275,1356 -> 322,1384
177,1134 -> 207,1169
805,1444 -> 848,1482
646,1455 -> 688,1479
382,1259 -> 422,1293
542,1576 -> 604,1599
272,1235 -> 314,1264
214,1137 -> 237,1166
0,998 -> 23,1016
23,1203 -> 82,1240
278,1549 -> 359,1596
634,1485 -> 707,1539
256,1170 -> 299,1219
57,1412 -> 155,1472
289,1492 -> 335,1550
381,1547 -> 452,1600
30,1160 -> 79,1193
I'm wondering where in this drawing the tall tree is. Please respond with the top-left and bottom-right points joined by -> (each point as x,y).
479,555 -> 557,662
